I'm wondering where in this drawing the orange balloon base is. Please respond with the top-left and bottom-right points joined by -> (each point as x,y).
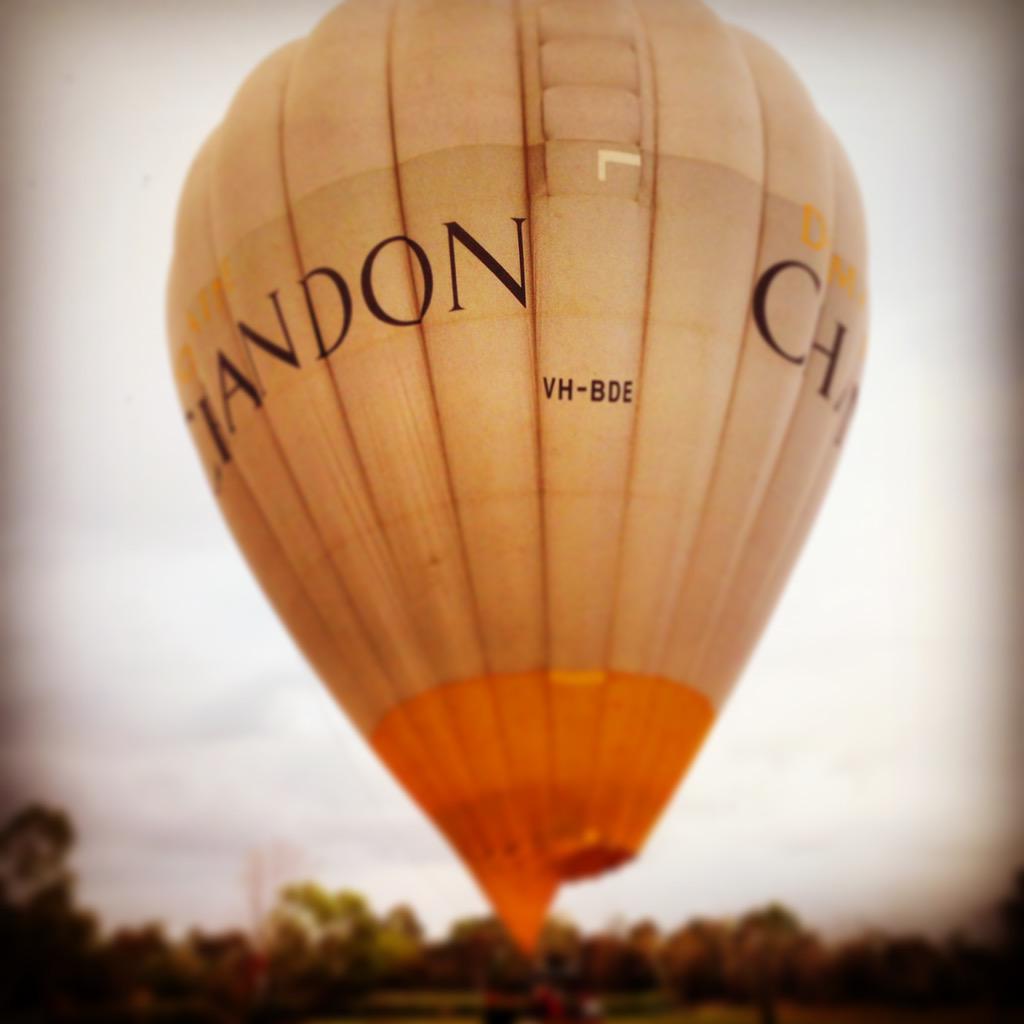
371,671 -> 713,950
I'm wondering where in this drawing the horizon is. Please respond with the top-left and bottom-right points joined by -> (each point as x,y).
8,799 -> 1019,947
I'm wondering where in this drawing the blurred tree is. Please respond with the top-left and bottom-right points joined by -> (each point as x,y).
996,868 -> 1024,1004
942,929 -> 999,1005
661,918 -> 730,1002
447,914 -> 526,985
728,903 -> 805,1024
832,930 -> 887,1003
629,919 -> 664,989
629,919 -> 661,958
878,935 -> 949,1005
277,882 -> 373,938
0,804 -> 100,1016
0,801 -> 1017,1017
383,903 -> 423,944
101,921 -> 216,1014
377,904 -> 426,985
186,928 -> 255,1016
539,913 -> 582,967
580,925 -> 659,993
263,884 -> 432,1013
0,804 -> 74,905
787,931 -> 830,1003
267,884 -> 382,1012
580,931 -> 621,991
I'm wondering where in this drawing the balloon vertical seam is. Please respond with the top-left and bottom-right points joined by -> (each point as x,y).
650,26 -> 769,682
384,0 -> 526,865
588,0 -> 660,856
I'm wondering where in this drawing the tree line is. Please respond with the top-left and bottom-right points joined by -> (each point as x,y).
1,804 -> 1021,1023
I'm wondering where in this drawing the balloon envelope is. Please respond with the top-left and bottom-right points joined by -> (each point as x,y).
167,0 -> 867,950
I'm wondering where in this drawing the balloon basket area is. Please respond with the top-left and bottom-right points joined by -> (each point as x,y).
371,670 -> 713,949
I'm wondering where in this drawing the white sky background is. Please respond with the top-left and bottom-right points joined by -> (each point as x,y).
0,0 -> 1021,941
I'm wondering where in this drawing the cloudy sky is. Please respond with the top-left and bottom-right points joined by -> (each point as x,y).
1,0 -> 1021,941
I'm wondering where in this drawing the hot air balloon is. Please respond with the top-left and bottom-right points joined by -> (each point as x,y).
167,0 -> 867,951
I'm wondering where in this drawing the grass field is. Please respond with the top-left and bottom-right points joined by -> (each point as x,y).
307,1009 -> 1024,1024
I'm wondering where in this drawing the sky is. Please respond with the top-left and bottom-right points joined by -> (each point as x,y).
0,0 -> 1021,942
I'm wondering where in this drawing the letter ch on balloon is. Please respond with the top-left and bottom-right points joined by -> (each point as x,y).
167,0 -> 868,950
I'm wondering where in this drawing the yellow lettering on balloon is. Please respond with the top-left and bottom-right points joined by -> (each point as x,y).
801,203 -> 829,251
184,262 -> 235,339
175,344 -> 198,386
219,256 -> 234,293
549,669 -> 606,687
829,253 -> 858,299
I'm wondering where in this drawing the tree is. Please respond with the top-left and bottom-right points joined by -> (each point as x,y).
446,914 -> 526,985
377,904 -> 425,984
661,918 -> 730,1002
727,904 -> 805,1024
0,804 -> 99,1014
539,913 -> 582,971
997,868 -> 1024,1004
0,804 -> 75,906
